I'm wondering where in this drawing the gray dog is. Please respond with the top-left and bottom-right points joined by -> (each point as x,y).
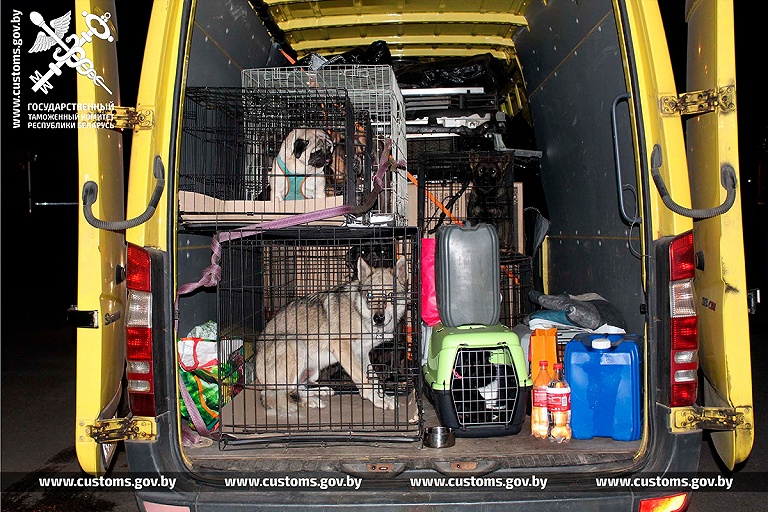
255,256 -> 408,415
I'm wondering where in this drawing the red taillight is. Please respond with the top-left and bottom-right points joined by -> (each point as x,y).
126,327 -> 153,360
638,493 -> 689,512
126,244 -> 156,416
127,244 -> 152,292
669,232 -> 694,281
668,231 -> 698,407
671,316 -> 698,350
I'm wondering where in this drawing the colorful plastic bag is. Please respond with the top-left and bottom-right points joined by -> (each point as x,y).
178,323 -> 244,434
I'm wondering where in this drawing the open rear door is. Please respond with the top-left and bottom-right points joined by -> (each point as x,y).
685,0 -> 753,469
74,0 -> 126,475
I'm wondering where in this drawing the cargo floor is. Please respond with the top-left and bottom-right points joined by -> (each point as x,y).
187,389 -> 641,473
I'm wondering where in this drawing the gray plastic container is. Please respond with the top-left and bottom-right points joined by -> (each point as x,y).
435,223 -> 501,326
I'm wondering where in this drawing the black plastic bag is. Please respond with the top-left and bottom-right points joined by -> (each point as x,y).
296,40 -> 393,68
393,54 -> 513,92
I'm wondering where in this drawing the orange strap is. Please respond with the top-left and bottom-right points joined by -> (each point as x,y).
406,171 -> 463,226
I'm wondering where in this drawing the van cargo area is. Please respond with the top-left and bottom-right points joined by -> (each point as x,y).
174,0 -> 647,477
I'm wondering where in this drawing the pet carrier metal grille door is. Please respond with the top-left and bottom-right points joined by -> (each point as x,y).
243,65 -> 408,225
451,347 -> 520,428
216,227 -> 421,444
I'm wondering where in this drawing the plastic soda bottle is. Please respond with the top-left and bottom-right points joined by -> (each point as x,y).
547,363 -> 572,443
531,360 -> 551,439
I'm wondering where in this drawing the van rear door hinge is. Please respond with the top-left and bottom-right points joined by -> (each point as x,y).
671,405 -> 752,432
112,106 -> 154,131
79,417 -> 157,443
660,86 -> 735,116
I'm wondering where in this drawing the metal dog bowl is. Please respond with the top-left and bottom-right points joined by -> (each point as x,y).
423,426 -> 455,448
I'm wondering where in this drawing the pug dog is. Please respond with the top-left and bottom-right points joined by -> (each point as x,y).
271,128 -> 333,201
466,150 -> 513,248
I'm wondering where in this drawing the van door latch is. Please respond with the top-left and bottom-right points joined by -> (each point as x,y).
112,106 -> 154,131
660,86 -> 735,116
672,405 -> 752,432
67,306 -> 98,328
81,417 -> 157,443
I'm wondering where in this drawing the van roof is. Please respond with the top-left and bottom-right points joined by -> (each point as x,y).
265,0 -> 530,60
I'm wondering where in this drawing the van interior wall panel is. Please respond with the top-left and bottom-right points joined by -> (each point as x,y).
187,0 -> 286,88
177,233 -> 218,337
514,0 -> 644,335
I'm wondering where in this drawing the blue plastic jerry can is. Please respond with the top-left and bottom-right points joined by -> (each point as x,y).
564,333 -> 642,441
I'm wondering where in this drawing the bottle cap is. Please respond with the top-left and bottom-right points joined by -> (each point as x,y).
591,337 -> 612,350
553,363 -> 563,370
539,360 -> 548,367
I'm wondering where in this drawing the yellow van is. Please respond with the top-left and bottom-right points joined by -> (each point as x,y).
75,0 -> 752,510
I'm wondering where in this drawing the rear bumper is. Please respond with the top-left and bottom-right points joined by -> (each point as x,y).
138,491 -> 639,511
127,406 -> 701,511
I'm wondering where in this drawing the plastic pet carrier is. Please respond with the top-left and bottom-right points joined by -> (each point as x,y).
423,324 -> 532,437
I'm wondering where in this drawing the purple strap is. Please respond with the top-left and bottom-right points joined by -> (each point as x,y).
174,139 -> 399,315
178,372 -> 218,440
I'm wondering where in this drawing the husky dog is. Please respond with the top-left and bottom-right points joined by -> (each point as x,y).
255,256 -> 408,414
466,150 -> 513,248
271,128 -> 333,201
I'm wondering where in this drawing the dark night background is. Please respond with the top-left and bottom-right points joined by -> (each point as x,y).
1,1 -> 766,510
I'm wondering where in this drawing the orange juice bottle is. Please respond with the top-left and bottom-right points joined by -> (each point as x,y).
547,363 -> 572,443
531,360 -> 551,439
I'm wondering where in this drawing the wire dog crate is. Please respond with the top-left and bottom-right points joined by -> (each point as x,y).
243,65 -> 408,225
500,253 -> 533,327
216,227 -> 421,443
179,87 -> 369,226
416,151 -> 527,251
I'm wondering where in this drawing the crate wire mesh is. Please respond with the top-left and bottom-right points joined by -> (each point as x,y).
179,87 -> 367,224
217,227 -> 421,442
500,253 -> 533,328
416,151 -> 522,249
243,65 -> 408,225
450,347 -> 521,427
